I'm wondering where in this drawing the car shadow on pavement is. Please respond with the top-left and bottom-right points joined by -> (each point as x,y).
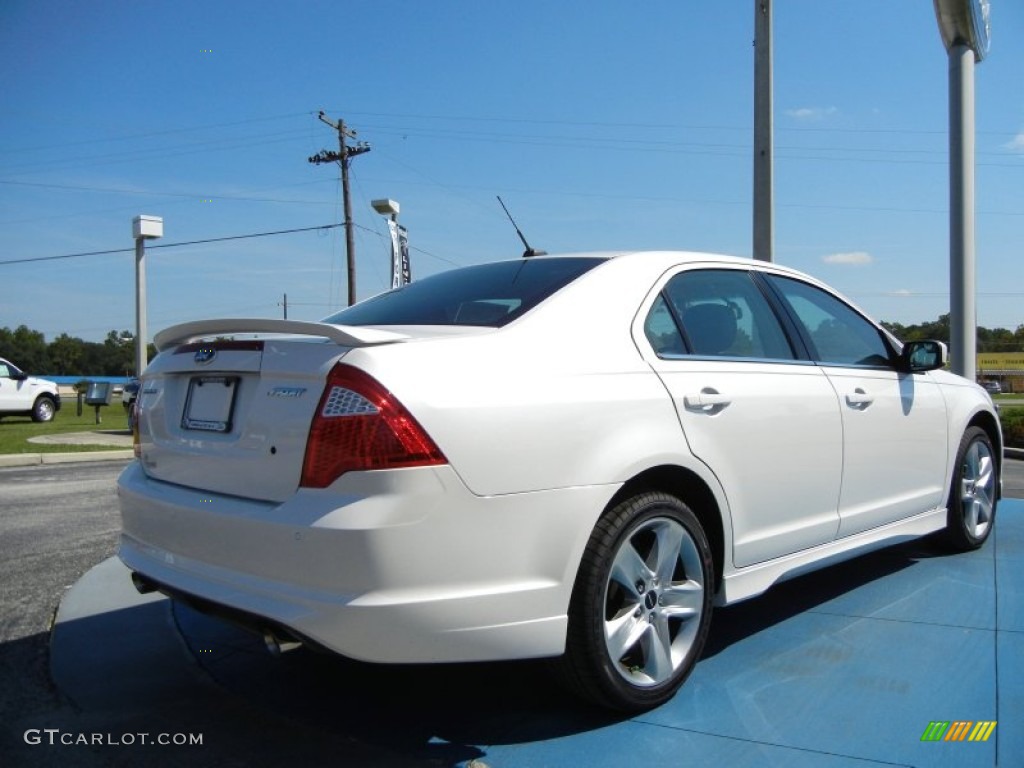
703,533 -> 958,657
173,599 -> 622,760
168,533 -> 972,751
704,528 -> 983,663
43,531 -> 984,766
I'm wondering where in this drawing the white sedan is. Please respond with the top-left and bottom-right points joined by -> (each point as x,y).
118,251 -> 1001,711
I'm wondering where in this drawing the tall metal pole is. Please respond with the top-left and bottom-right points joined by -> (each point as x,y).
132,215 -> 162,377
933,0 -> 989,380
949,43 -> 976,380
134,236 -> 147,376
753,0 -> 774,262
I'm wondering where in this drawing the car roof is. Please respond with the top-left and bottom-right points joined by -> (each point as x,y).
534,249 -> 818,283
527,250 -> 878,326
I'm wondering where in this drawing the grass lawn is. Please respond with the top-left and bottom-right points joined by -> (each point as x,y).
0,400 -> 131,454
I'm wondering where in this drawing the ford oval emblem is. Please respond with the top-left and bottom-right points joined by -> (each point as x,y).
194,347 -> 217,365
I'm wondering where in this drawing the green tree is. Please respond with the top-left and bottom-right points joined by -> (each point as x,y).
3,325 -> 51,372
48,333 -> 84,375
0,326 -> 13,362
978,326 -> 1017,352
880,313 -> 1024,352
101,330 -> 135,376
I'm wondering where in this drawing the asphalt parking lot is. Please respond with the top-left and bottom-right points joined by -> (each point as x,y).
1,458 -> 1022,767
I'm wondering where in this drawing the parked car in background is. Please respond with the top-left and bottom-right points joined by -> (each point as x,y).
981,380 -> 1002,395
0,357 -> 61,422
119,250 -> 1002,711
122,378 -> 140,429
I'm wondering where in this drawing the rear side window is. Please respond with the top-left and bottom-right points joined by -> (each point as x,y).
646,269 -> 796,360
324,257 -> 605,327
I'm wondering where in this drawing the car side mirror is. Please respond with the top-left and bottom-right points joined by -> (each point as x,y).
10,372 -> 28,381
900,340 -> 948,373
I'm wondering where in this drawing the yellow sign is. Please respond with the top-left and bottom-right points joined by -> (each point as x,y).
977,353 -> 1024,370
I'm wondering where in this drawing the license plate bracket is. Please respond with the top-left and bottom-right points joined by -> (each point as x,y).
181,376 -> 239,433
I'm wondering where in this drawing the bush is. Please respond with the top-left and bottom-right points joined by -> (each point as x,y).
1000,407 -> 1024,449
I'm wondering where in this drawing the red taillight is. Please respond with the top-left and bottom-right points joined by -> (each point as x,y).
300,364 -> 446,488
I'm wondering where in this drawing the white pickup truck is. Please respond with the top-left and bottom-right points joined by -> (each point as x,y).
0,357 -> 61,422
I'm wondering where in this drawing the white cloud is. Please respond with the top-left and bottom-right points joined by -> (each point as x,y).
888,289 -> 913,296
1004,132 -> 1024,153
785,106 -> 838,121
822,251 -> 873,266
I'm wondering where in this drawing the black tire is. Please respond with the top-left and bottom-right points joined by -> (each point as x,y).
558,491 -> 714,712
31,396 -> 56,423
945,426 -> 998,551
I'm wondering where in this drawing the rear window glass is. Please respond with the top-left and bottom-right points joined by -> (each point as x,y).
323,257 -> 605,327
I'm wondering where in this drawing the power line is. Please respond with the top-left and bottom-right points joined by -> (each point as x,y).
351,222 -> 463,267
0,223 -> 344,266
365,125 -> 1024,167
0,179 -> 335,206
0,130 -> 313,178
0,111 -> 312,155
342,109 -> 1020,138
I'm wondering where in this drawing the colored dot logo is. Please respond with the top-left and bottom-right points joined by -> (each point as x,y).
200,49 -> 213,53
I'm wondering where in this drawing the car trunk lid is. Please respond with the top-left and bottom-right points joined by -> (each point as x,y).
136,320 -> 408,503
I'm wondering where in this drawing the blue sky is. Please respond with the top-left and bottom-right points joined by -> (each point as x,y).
1,0 -> 1022,343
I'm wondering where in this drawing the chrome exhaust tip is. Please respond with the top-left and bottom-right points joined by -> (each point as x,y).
263,630 -> 302,655
131,572 -> 158,594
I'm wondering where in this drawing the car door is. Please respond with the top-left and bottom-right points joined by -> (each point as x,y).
764,275 -> 948,537
641,267 -> 843,568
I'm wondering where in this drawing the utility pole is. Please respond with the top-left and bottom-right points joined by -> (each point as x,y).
279,293 -> 288,319
309,111 -> 371,306
752,0 -> 774,262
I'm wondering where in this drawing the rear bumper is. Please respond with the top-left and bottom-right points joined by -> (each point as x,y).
117,461 -> 615,663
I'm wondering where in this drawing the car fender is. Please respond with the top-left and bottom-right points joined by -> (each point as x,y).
929,370 -> 1004,493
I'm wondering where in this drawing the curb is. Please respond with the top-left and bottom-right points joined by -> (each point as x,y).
0,449 -> 134,468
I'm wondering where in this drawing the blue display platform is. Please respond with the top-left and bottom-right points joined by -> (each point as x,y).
52,499 -> 1022,767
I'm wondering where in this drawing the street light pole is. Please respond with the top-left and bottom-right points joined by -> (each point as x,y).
933,0 -> 990,380
949,42 -> 977,380
132,215 -> 163,377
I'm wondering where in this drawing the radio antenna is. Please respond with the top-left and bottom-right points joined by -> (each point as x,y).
497,196 -> 546,258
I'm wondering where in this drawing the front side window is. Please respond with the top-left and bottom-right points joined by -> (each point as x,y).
324,257 -> 605,328
766,276 -> 893,367
645,269 -> 796,361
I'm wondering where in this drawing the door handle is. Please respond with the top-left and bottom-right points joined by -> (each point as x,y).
845,388 -> 874,408
683,389 -> 731,412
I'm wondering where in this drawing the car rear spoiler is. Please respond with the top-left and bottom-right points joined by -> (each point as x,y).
153,319 -> 408,352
